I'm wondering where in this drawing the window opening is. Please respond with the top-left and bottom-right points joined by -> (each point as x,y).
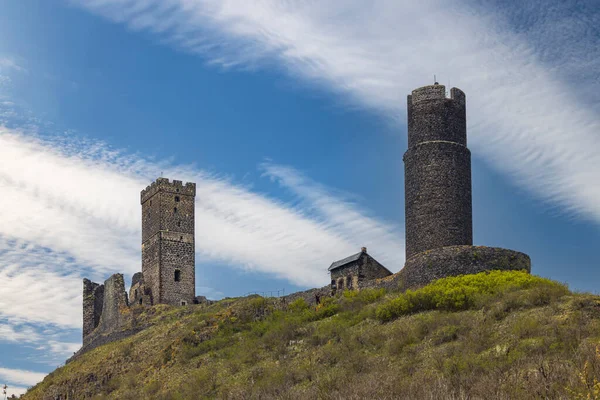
175,196 -> 180,202
174,207 -> 178,214
174,269 -> 181,282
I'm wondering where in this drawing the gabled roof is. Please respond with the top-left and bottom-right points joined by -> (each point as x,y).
328,252 -> 363,271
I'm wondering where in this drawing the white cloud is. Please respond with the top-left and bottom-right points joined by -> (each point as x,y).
0,324 -> 41,343
0,367 -> 45,387
70,0 -> 600,223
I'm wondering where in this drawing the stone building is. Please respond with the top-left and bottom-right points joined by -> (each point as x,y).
329,247 -> 391,292
137,178 -> 196,306
82,177 -> 197,345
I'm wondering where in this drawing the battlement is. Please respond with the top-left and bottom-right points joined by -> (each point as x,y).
409,84 -> 465,107
141,177 -> 196,204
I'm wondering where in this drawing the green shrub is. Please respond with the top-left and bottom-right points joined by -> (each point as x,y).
376,271 -> 568,322
289,298 -> 309,313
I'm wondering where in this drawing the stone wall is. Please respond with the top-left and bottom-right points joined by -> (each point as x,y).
404,85 -> 472,259
362,255 -> 393,281
95,274 -> 128,337
82,279 -> 104,340
331,262 -> 360,291
141,233 -> 160,306
129,272 -> 152,306
330,253 -> 392,292
401,245 -> 531,289
159,236 -> 195,305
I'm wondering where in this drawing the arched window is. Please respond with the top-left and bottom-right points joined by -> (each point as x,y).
174,269 -> 181,282
346,276 -> 353,289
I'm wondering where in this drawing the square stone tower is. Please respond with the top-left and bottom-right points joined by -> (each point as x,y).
141,178 -> 196,306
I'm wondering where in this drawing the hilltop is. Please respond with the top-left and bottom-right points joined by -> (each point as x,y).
22,271 -> 600,400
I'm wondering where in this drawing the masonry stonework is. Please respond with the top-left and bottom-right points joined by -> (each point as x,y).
329,248 -> 392,292
141,178 -> 196,306
404,85 -> 472,259
82,279 -> 103,340
401,246 -> 531,289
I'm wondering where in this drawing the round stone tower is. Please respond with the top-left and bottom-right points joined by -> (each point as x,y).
404,84 -> 472,259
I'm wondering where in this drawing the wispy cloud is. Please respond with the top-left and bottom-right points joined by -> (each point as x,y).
261,162 -> 403,271
0,366 -> 46,387
0,57 -> 25,73
70,0 -> 600,223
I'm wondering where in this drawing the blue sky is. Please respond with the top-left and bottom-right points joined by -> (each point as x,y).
0,0 -> 599,396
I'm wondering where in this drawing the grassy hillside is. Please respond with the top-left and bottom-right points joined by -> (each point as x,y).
22,271 -> 600,400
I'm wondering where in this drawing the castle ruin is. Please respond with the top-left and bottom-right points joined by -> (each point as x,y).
77,83 -> 532,359
81,178 -> 198,350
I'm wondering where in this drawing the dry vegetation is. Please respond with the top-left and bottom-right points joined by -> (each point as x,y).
21,271 -> 600,399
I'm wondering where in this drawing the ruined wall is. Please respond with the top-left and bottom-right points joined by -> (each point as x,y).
82,273 -> 129,347
401,245 -> 531,289
404,85 -> 472,259
82,279 -> 104,340
129,272 -> 152,306
141,178 -> 196,306
96,274 -> 128,334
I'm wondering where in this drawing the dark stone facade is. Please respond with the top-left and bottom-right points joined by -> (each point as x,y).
96,274 -> 128,336
82,279 -> 104,340
401,245 -> 531,289
141,178 -> 196,306
329,248 -> 392,292
129,272 -> 152,306
404,85 -> 472,258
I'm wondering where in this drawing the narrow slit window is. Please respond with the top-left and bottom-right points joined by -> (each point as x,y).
174,269 -> 181,282
174,207 -> 178,214
175,196 -> 180,202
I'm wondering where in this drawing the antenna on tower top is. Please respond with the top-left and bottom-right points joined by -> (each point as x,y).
434,74 -> 438,85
